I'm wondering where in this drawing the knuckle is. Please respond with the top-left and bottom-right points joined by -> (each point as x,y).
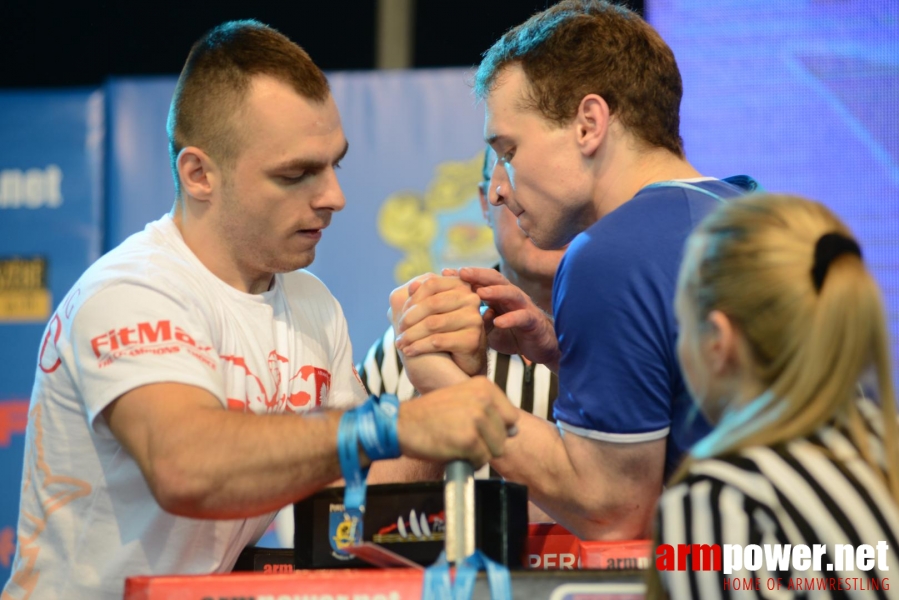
390,285 -> 408,302
424,314 -> 443,331
421,277 -> 438,293
427,295 -> 448,314
462,431 -> 480,454
471,376 -> 490,394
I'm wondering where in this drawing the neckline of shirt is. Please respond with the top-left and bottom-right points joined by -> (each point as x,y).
667,177 -> 717,183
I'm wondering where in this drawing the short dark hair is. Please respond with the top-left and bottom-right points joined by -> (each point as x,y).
475,0 -> 684,157
167,20 -> 330,195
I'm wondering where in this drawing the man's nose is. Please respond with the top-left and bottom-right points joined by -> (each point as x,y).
315,168 -> 346,212
488,164 -> 509,207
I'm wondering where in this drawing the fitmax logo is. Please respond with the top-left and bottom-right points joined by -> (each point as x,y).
91,319 -> 215,370
90,320 -> 200,358
0,165 -> 63,209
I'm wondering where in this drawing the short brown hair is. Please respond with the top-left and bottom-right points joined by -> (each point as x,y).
167,20 -> 330,195
474,0 -> 684,157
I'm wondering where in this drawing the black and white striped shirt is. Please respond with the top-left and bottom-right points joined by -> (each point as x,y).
657,398 -> 899,599
358,325 -> 559,478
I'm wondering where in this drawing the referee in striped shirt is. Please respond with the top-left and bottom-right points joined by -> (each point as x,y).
358,147 -> 564,483
651,194 -> 899,599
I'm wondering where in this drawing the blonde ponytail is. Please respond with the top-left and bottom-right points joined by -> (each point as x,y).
671,195 -> 898,497
649,195 -> 898,600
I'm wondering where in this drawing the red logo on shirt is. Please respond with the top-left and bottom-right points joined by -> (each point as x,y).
221,351 -> 331,413
290,365 -> 331,409
38,314 -> 62,373
37,288 -> 80,374
90,319 -> 214,369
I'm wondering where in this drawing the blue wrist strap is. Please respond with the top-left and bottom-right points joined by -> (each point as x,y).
334,394 -> 401,552
357,393 -> 400,460
423,550 -> 512,600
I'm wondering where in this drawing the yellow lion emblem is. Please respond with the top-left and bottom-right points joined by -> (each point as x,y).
332,514 -> 357,551
378,153 -> 498,283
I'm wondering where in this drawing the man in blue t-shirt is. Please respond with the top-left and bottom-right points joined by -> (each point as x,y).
392,1 -> 756,540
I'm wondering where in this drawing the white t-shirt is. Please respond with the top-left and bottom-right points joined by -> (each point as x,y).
2,215 -> 367,600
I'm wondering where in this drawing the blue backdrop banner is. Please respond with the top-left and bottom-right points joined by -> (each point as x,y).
648,0 -> 899,383
0,88 -> 104,583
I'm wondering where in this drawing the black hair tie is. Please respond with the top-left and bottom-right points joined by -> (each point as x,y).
811,232 -> 862,292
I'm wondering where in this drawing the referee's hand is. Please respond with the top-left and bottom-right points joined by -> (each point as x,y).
458,266 -> 560,369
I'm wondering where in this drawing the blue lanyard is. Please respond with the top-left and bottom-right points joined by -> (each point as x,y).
335,393 -> 401,549
423,550 -> 513,600
337,393 -> 513,600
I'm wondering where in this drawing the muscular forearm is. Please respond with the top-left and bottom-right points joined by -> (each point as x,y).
110,377 -> 518,521
490,411 -> 661,540
141,407 -> 348,519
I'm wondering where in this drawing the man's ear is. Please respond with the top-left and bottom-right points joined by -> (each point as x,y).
575,93 -> 611,157
705,310 -> 740,375
176,146 -> 219,203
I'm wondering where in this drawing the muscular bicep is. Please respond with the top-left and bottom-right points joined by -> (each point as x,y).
566,432 -> 667,486
101,382 -> 224,495
562,431 -> 666,538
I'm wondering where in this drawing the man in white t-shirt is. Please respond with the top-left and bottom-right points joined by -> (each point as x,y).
1,20 -> 516,600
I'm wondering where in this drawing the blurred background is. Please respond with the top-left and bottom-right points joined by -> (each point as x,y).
0,0 -> 897,577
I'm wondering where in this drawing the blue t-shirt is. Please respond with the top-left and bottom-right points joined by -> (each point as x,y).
552,178 -> 755,478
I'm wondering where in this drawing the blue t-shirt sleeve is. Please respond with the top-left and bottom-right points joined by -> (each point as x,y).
550,182 -> 739,444
551,217 -> 681,441
550,180 -> 743,472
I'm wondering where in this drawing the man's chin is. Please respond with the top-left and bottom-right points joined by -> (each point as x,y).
526,230 -> 567,252
519,222 -> 542,246
271,251 -> 315,273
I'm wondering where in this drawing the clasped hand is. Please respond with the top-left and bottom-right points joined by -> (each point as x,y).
387,271 -> 522,467
388,272 -> 488,392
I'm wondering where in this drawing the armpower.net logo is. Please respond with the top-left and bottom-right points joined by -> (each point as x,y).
657,542 -> 890,592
